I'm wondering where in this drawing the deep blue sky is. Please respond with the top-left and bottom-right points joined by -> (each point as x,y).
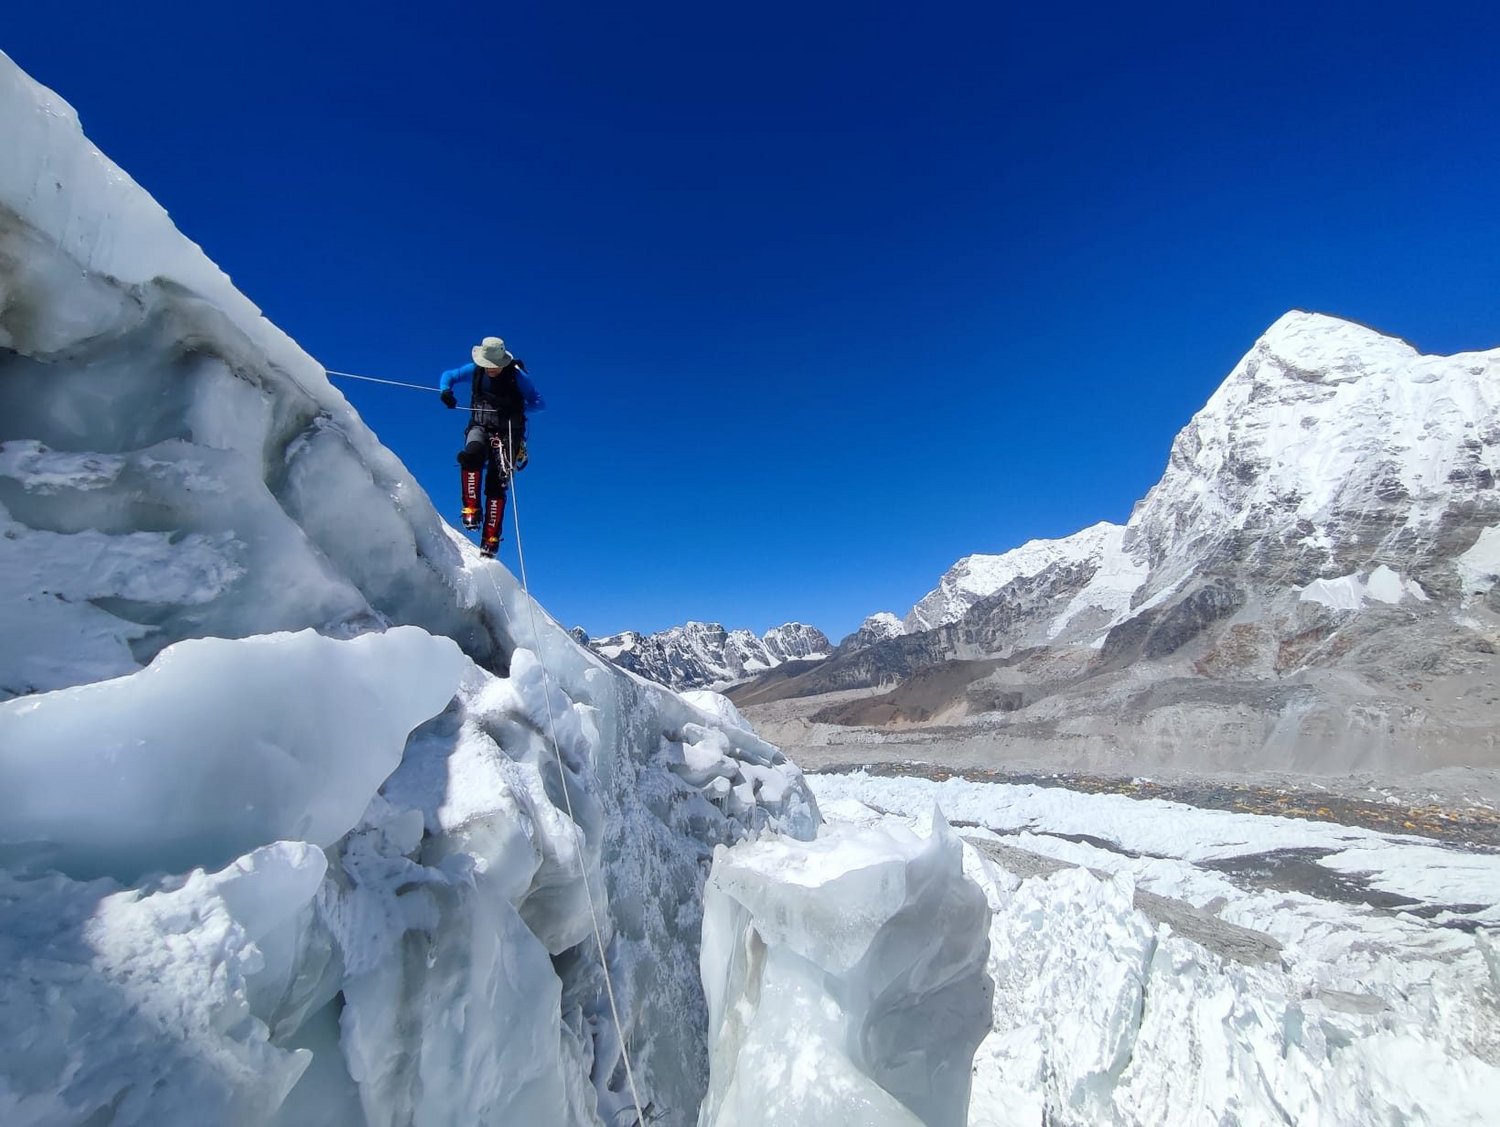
8,2 -> 1500,640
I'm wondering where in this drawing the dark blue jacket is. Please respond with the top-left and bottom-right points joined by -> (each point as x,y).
438,362 -> 546,411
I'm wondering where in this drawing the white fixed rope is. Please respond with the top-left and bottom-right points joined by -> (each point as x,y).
481,429 -> 648,1127
324,368 -> 435,392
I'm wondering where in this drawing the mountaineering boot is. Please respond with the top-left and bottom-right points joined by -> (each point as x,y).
480,497 -> 504,558
461,469 -> 481,529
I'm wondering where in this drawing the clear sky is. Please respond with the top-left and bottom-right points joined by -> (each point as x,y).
8,2 -> 1499,641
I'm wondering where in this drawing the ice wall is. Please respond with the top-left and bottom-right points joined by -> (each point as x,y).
0,49 -> 820,1126
698,812 -> 992,1126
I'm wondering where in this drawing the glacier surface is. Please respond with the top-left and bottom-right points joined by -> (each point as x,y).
812,772 -> 1500,1126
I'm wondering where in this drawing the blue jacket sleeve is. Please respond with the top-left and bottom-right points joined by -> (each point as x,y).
438,362 -> 476,395
517,371 -> 545,412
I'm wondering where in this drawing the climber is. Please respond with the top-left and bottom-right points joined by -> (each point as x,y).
438,336 -> 545,557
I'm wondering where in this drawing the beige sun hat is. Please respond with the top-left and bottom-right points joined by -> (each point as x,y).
472,336 -> 513,369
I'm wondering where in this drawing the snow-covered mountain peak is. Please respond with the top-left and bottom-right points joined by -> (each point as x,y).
1131,310 -> 1500,591
1251,310 -> 1419,384
836,611 -> 907,654
859,611 -> 905,639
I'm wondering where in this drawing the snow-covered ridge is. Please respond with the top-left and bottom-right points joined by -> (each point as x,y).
583,619 -> 831,689
905,521 -> 1142,637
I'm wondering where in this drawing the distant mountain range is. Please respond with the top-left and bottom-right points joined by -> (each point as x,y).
574,621 -> 831,690
729,312 -> 1500,778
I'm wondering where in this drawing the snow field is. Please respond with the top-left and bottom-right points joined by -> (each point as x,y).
1298,563 -> 1430,611
810,772 -> 1500,1125
1457,525 -> 1500,595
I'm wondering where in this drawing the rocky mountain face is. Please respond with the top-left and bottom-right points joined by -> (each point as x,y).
734,313 -> 1500,777
760,621 -> 830,662
580,620 -> 832,690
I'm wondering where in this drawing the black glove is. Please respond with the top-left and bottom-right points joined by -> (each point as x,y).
440,389 -> 457,409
